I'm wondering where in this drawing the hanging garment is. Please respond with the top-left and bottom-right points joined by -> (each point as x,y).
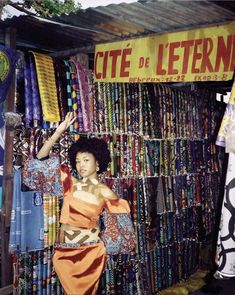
23,155 -> 136,295
215,153 -> 235,278
53,59 -> 69,121
216,79 -> 235,148
76,62 -> 92,131
29,53 -> 42,126
215,79 -> 235,278
31,52 -> 60,122
0,124 -> 5,208
9,169 -> 44,253
24,55 -> 33,127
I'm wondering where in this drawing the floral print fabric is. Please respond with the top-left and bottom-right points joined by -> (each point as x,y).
100,210 -> 136,254
23,154 -> 62,196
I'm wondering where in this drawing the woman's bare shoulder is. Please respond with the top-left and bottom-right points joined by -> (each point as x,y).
98,183 -> 117,200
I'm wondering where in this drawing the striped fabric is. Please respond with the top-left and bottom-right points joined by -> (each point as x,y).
31,52 -> 60,122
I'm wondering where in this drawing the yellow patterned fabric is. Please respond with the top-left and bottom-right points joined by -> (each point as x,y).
32,52 -> 60,122
216,78 -> 235,147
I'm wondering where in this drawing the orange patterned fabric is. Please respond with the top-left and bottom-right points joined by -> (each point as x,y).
53,242 -> 107,295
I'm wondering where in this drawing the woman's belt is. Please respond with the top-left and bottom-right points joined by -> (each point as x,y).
56,226 -> 100,244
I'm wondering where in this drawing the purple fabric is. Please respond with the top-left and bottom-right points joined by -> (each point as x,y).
76,63 -> 91,131
29,54 -> 42,125
24,56 -> 33,127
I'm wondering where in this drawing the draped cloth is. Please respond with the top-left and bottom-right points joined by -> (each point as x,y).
215,78 -> 235,278
76,63 -> 92,131
216,79 -> 235,148
31,52 -> 60,122
53,242 -> 106,295
9,169 -> 44,253
215,153 -> 235,278
29,54 -> 42,125
24,55 -> 33,127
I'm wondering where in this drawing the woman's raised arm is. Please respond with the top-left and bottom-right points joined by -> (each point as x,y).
37,112 -> 75,159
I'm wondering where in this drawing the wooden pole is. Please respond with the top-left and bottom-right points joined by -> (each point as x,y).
0,27 -> 16,287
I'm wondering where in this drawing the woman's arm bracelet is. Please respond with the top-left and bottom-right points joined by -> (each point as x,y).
37,130 -> 61,159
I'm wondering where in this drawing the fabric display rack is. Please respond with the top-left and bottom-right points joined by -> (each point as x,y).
9,51 -> 224,294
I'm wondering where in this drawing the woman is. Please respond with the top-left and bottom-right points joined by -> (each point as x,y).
23,113 -> 135,295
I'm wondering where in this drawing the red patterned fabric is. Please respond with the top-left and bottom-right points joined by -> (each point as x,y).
22,154 -> 62,195
100,210 -> 136,255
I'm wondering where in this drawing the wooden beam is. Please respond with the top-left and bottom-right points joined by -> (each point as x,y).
1,27 -> 16,287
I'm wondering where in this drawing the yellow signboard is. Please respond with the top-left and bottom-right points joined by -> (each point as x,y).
94,22 -> 235,83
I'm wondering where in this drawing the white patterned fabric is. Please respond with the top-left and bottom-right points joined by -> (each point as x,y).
215,78 -> 235,278
215,153 -> 235,277
216,79 -> 235,149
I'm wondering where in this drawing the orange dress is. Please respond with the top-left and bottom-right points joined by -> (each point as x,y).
54,176 -> 130,295
23,156 -> 132,295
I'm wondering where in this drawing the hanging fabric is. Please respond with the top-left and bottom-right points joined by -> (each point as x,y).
31,52 -> 60,122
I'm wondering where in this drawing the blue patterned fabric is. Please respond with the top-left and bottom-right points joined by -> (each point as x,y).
24,55 -> 33,127
9,169 -> 44,253
23,154 -> 62,196
29,54 -> 42,125
0,45 -> 18,103
100,210 -> 136,255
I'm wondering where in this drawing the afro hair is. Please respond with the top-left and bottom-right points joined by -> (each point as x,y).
68,137 -> 111,174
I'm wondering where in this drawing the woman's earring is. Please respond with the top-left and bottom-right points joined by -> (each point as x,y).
96,166 -> 100,172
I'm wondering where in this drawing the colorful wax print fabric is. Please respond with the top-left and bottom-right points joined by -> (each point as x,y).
9,169 -> 44,253
31,52 -> 60,122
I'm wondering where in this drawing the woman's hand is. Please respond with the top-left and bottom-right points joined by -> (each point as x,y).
56,112 -> 76,135
37,112 -> 76,159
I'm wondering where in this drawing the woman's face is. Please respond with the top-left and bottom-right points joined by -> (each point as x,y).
75,152 -> 98,179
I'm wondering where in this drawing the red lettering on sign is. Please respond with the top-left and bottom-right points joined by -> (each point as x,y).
102,51 -> 109,78
156,44 -> 166,75
168,41 -> 180,75
229,35 -> 235,71
94,48 -> 132,79
94,51 -> 103,79
191,39 -> 202,73
139,57 -> 145,68
181,40 -> 194,74
215,35 -> 233,72
109,50 -> 122,78
201,38 -> 213,73
120,48 -> 132,77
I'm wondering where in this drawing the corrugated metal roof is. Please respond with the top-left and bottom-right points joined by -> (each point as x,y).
0,0 -> 235,53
